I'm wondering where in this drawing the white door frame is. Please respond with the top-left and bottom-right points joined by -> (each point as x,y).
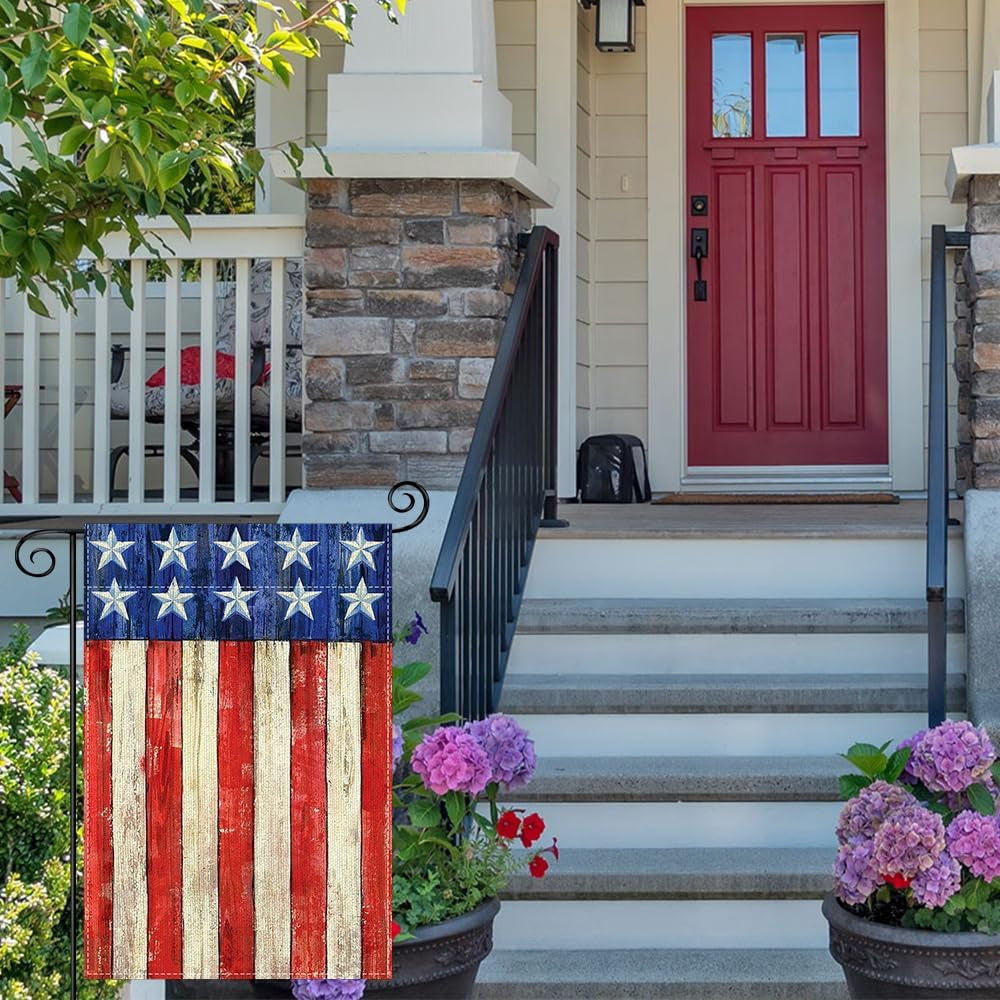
646,0 -> 924,493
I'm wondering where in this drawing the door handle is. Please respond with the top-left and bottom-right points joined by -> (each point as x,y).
691,228 -> 708,301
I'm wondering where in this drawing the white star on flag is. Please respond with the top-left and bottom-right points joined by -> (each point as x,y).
341,528 -> 384,571
277,578 -> 323,621
275,528 -> 320,571
92,579 -> 137,621
214,578 -> 257,622
152,528 -> 196,571
152,578 -> 195,621
341,577 -> 384,621
89,528 -> 135,570
214,527 -> 258,570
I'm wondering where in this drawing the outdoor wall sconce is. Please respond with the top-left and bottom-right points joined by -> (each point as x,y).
579,0 -> 645,53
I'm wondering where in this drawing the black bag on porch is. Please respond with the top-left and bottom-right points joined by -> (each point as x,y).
576,434 -> 652,503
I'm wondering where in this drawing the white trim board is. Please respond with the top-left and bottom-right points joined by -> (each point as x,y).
646,1 -> 925,493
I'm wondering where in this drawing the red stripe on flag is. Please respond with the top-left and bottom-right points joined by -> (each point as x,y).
145,641 -> 183,978
290,641 -> 328,976
84,639 -> 114,979
360,641 -> 392,979
217,640 -> 255,978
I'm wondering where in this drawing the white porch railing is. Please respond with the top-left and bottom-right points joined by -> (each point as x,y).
0,214 -> 305,518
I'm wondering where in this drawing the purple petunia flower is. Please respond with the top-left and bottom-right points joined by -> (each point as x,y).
836,780 -> 917,845
871,803 -> 945,879
947,809 -> 1000,881
834,839 -> 882,906
392,722 -> 404,768
292,980 -> 366,1000
403,612 -> 428,645
466,713 -> 537,790
411,725 -> 492,796
905,721 -> 996,794
911,851 -> 963,908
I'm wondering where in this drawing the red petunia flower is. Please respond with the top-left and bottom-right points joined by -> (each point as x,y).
884,872 -> 911,890
391,921 -> 401,938
529,855 -> 549,879
496,810 -> 521,839
519,812 -> 545,848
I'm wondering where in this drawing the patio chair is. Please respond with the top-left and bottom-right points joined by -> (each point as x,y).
108,258 -> 303,498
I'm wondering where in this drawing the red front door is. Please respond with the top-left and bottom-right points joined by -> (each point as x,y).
685,4 -> 887,468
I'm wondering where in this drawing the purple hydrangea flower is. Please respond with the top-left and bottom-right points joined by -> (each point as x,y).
946,809 -> 1000,881
905,721 -> 996,794
911,851 -> 963,908
834,839 -> 882,905
392,722 -> 404,768
292,980 -> 366,1000
411,725 -> 492,796
466,713 -> 537,790
836,780 -> 917,845
871,803 -> 946,879
897,729 -> 927,785
403,612 -> 428,645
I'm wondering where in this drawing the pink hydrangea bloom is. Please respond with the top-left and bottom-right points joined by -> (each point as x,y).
836,780 -> 917,845
410,725 -> 491,796
911,851 -> 962,908
292,980 -> 365,1000
871,803 -> 945,879
834,839 -> 882,906
466,713 -> 537,789
392,722 -> 403,768
946,810 -> 1000,881
906,721 -> 995,794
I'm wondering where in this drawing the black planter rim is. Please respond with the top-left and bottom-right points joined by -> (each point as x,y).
823,892 -> 1000,951
394,897 -> 501,948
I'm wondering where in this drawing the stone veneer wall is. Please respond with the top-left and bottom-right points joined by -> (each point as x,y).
955,176 -> 1000,493
302,178 -> 531,489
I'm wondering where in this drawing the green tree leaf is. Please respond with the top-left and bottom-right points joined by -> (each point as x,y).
20,39 -> 51,91
59,125 -> 91,157
63,3 -> 93,47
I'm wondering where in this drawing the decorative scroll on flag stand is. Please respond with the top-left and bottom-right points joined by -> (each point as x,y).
11,481 -> 429,1000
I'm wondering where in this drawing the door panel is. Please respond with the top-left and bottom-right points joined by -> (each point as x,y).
686,4 -> 887,468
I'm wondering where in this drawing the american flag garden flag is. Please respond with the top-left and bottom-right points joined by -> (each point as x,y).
83,523 -> 393,982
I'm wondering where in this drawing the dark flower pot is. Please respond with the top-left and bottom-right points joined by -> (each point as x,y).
365,898 -> 501,999
824,892 -> 1000,998
164,899 -> 500,1000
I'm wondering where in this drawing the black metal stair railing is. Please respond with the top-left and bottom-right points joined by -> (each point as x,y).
430,226 -> 564,720
926,224 -> 970,726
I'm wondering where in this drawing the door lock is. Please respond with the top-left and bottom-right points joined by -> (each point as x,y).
690,228 -> 709,301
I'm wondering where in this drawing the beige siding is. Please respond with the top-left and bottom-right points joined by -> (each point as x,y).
577,5 -> 594,442
589,5 -> 647,441
304,3 -> 537,157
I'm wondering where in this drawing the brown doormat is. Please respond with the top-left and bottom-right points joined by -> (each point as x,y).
653,492 -> 899,505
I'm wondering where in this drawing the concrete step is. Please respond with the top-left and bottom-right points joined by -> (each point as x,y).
502,672 -> 966,714
503,846 -> 832,900
505,754 -> 844,802
506,631 -> 968,676
524,532 -> 965,600
476,948 -> 847,999
516,597 -> 965,635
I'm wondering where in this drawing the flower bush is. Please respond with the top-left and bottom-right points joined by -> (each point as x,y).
294,615 -> 557,998
834,721 -> 1000,932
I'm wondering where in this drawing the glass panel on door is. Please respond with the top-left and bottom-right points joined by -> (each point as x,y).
712,33 -> 752,137
765,33 -> 806,137
819,32 -> 860,136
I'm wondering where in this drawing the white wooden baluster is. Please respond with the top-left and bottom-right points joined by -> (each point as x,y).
92,261 -> 112,505
162,259 -> 181,504
198,259 -> 216,503
0,281 -> 6,506
234,258 -> 251,504
128,259 -> 146,505
57,301 -> 75,504
269,259 -> 285,504
21,297 -> 40,504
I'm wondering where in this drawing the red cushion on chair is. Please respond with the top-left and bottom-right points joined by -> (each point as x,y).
146,347 -> 237,387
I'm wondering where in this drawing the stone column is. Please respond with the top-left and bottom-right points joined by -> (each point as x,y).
301,177 -> 531,489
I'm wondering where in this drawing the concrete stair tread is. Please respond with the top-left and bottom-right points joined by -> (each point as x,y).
517,597 -> 965,634
501,671 -> 966,714
504,754 -> 844,802
476,947 -> 846,999
504,846 -> 833,899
